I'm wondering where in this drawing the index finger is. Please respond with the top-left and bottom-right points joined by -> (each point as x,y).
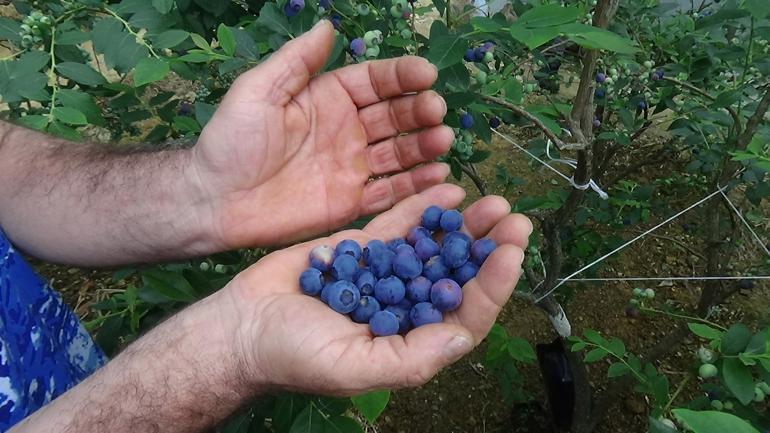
331,56 -> 439,108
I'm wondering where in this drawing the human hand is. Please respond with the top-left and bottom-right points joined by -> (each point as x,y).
193,21 -> 453,250
219,184 -> 532,396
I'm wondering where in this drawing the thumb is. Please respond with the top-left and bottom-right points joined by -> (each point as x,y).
240,19 -> 335,105
367,324 -> 474,389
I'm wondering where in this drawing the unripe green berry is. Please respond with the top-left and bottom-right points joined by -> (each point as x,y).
723,401 -> 734,410
710,400 -> 723,410
214,264 -> 227,273
364,30 -> 378,47
643,60 -> 654,69
400,28 -> 412,39
755,387 -> 766,402
644,288 -> 655,299
357,3 -> 370,15
200,262 -> 211,271
483,51 -> 493,62
632,288 -> 643,297
365,45 -> 380,59
474,70 -> 487,84
699,363 -> 718,379
390,5 -> 401,17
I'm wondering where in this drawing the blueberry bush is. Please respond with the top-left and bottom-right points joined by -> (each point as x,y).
1,0 -> 769,431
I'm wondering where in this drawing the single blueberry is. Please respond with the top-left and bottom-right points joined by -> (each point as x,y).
386,237 -> 407,252
363,239 -> 387,262
406,226 -> 431,245
489,116 -> 501,128
430,278 -> 463,312
351,296 -> 381,323
299,268 -> 324,296
335,239 -> 362,260
327,280 -> 360,314
393,246 -> 423,279
637,100 -> 648,110
393,297 -> 413,311
284,0 -> 304,16
320,282 -> 334,304
444,231 -> 472,245
459,113 -> 474,130
439,209 -> 463,232
350,38 -> 366,56
369,310 -> 399,336
463,48 -> 475,62
355,269 -> 376,296
453,261 -> 479,286
329,15 -> 342,29
384,305 -> 411,334
309,245 -> 335,272
374,276 -> 406,305
406,276 -> 432,303
470,238 -> 496,265
592,118 -> 601,128
421,205 -> 444,231
473,47 -> 485,62
364,240 -> 395,278
415,237 -> 440,262
410,302 -> 443,327
441,236 -> 471,268
482,41 -> 495,51
594,88 -> 606,99
595,72 -> 606,83
422,256 -> 450,282
332,254 -> 359,281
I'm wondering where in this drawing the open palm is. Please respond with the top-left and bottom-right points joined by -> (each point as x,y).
193,21 -> 452,249
222,185 -> 532,395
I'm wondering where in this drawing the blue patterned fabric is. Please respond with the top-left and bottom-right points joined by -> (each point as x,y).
0,229 -> 106,430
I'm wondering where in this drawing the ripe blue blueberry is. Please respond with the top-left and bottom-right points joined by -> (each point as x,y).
453,261 -> 479,286
327,280 -> 360,314
393,297 -> 413,311
355,269 -> 376,296
415,237 -> 440,261
335,239 -> 362,260
482,41 -> 495,51
384,305 -> 411,334
594,88 -> 606,99
309,245 -> 335,272
470,237 -> 496,265
595,72 -> 606,83
473,47 -> 485,62
351,296 -> 381,323
463,48 -> 474,62
430,278 -> 463,312
441,235 -> 471,268
406,226 -> 431,245
422,256 -> 450,282
406,276 -> 432,303
410,302 -> 443,327
374,276 -> 406,305
439,209 -> 463,232
444,230 -> 472,245
489,116 -> 501,128
299,268 -> 324,296
393,245 -> 423,279
331,254 -> 359,281
284,0 -> 305,16
319,0 -> 331,8
350,38 -> 366,56
364,240 -> 395,278
387,237 -> 407,252
421,205 -> 444,230
593,118 -> 601,128
369,310 -> 399,336
637,100 -> 648,110
329,15 -> 342,29
320,282 -> 334,304
459,113 -> 474,130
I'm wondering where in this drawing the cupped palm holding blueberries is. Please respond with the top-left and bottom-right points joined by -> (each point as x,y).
300,205 -> 497,336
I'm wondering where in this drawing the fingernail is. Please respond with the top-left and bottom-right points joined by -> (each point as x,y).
444,335 -> 473,362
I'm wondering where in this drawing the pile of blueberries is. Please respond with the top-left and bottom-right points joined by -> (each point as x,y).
299,206 -> 497,337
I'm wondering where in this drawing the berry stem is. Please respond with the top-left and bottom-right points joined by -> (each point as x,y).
638,306 -> 727,331
0,49 -> 26,61
100,7 -> 160,59
662,373 -> 691,414
46,25 -> 58,124
739,17 -> 754,87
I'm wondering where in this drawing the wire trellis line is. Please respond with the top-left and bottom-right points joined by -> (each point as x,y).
555,276 -> 770,283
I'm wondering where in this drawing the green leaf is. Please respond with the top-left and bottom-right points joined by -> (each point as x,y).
351,390 -> 389,423
606,338 -> 626,357
517,4 -> 583,28
289,405 -> 325,433
140,269 -> 197,303
217,24 -> 236,57
173,116 -> 201,133
427,33 -> 466,70
470,17 -> 503,32
256,3 -> 292,36
672,409 -> 760,433
721,324 -> 752,355
178,51 -> 216,62
571,341 -> 587,352
92,18 -> 149,73
559,24 -> 639,54
52,107 -> 87,125
747,0 -> 770,19
509,24 -> 562,49
607,362 -> 630,378
583,329 -> 605,345
15,115 -> 49,131
688,323 -> 724,340
133,58 -> 169,87
190,33 -> 211,50
56,62 -> 107,86
696,8 -> 751,30
0,17 -> 21,44
584,348 -> 608,362
713,90 -> 741,108
507,337 -> 536,363
153,30 -> 189,49
232,27 -> 259,60
722,358 -> 756,405
194,101 -> 216,127
152,0 -> 174,13
58,89 -> 105,126
323,416 -> 364,433
503,79 -> 523,104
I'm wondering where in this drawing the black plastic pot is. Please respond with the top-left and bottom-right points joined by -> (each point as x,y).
536,338 -> 576,431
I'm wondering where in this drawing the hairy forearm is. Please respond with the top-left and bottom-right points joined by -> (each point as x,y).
0,121 -> 218,266
9,291 -> 255,433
